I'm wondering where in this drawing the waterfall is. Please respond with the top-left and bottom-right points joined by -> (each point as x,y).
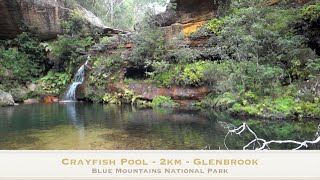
62,60 -> 89,102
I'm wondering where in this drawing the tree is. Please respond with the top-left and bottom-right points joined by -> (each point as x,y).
76,0 -> 168,30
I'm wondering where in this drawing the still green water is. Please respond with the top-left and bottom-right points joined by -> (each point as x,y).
0,103 -> 319,150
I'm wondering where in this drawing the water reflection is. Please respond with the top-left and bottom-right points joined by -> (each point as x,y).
0,103 -> 318,150
64,102 -> 85,141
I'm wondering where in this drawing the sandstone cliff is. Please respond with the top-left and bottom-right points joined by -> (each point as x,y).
0,0 -> 105,40
155,0 -> 218,39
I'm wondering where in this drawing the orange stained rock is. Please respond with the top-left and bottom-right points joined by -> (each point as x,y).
264,0 -> 279,5
182,21 -> 205,35
125,43 -> 133,49
44,96 -> 59,103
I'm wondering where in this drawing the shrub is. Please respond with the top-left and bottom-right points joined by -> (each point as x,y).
62,9 -> 87,35
175,61 -> 211,86
49,35 -> 93,73
0,32 -> 46,81
201,92 -> 237,110
103,93 -> 121,104
0,48 -> 36,81
152,96 -> 179,108
87,54 -> 123,91
299,3 -> 320,22
130,23 -> 166,72
203,61 -> 284,94
215,6 -> 317,81
85,85 -> 105,102
205,18 -> 223,35
153,61 -> 212,87
231,94 -> 320,119
50,35 -> 93,59
153,70 -> 174,88
168,48 -> 202,64
38,71 -> 71,95
48,9 -> 94,74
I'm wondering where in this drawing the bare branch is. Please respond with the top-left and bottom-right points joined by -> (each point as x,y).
219,121 -> 320,150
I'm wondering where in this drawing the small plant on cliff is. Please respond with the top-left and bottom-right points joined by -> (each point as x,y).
152,96 -> 179,108
205,18 -> 223,35
62,9 -> 87,35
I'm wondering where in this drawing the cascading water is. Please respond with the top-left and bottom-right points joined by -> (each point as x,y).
63,60 -> 89,101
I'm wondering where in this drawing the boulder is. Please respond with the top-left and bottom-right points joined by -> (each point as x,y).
10,87 -> 28,102
27,83 -> 37,92
0,0 -> 106,40
0,90 -> 15,107
153,9 -> 178,27
43,96 -> 59,103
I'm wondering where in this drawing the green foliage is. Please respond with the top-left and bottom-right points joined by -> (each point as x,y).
153,70 -> 174,87
103,93 -> 121,104
50,35 -> 93,59
48,9 -> 94,74
0,32 -> 46,82
85,86 -> 105,103
131,24 -> 166,74
306,58 -> 320,79
201,92 -> 237,110
153,61 -> 212,87
203,61 -> 284,94
88,54 -> 122,91
61,9 -> 88,35
231,0 -> 264,9
205,18 -> 223,35
38,71 -> 71,95
152,96 -> 179,108
232,94 -> 320,119
215,6 -> 317,81
299,3 -> 320,22
49,35 -> 93,73
0,48 -> 37,81
169,48 -> 202,64
175,61 -> 211,86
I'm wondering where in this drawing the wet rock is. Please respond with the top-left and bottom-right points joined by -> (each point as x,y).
0,90 -> 15,107
127,83 -> 209,101
43,96 -> 59,103
24,99 -> 39,104
27,83 -> 37,92
10,87 -> 28,102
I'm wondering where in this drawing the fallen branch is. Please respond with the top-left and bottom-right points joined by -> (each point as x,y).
219,121 -> 320,150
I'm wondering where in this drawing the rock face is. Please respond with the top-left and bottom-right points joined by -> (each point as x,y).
110,83 -> 209,101
0,90 -> 15,106
0,0 -> 105,40
0,0 -> 22,39
155,0 -> 218,39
